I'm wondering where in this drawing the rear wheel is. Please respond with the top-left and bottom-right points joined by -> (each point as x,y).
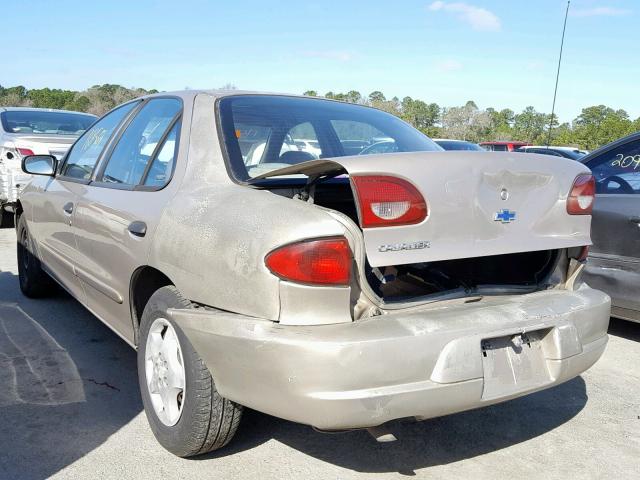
137,286 -> 242,457
16,215 -> 53,297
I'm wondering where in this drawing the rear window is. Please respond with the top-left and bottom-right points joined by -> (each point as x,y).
1,110 -> 95,135
436,140 -> 484,151
218,95 -> 442,181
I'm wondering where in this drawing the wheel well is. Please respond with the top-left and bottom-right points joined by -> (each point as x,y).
130,266 -> 173,343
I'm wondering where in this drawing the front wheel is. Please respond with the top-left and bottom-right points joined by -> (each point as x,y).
137,286 -> 242,457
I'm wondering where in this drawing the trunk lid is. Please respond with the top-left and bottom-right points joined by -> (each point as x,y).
9,134 -> 77,159
254,151 -> 593,267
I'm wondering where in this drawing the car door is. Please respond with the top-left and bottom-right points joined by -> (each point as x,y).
72,98 -> 183,343
29,102 -> 139,301
583,137 -> 640,321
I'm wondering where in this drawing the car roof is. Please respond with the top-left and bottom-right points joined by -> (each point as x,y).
522,145 -> 583,152
581,130 -> 640,163
433,138 -> 474,143
0,106 -> 96,116
140,89 -> 371,105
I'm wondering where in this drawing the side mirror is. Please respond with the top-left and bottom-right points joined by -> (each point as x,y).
22,155 -> 58,176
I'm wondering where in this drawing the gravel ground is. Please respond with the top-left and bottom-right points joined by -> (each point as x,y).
0,228 -> 637,480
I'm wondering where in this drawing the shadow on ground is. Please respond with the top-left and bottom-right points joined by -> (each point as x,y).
608,317 -> 640,342
204,375 -> 587,475
0,270 -> 142,480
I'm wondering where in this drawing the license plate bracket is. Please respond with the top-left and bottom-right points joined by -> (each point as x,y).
481,329 -> 551,400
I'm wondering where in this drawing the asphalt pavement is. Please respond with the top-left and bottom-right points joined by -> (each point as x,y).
0,228 -> 637,480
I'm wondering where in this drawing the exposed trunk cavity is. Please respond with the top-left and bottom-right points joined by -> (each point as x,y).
367,249 -> 560,303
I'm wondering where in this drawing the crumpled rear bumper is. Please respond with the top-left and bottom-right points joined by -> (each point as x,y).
169,285 -> 610,430
0,167 -> 31,204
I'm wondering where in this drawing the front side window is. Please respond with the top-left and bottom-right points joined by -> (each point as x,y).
100,98 -> 181,186
586,139 -> 640,194
218,95 -> 441,181
61,102 -> 139,180
1,110 -> 95,135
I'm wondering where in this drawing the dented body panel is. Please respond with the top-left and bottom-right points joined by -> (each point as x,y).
252,152 -> 593,267
170,285 -> 610,429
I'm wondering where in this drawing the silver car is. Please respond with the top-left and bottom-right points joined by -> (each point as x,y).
0,107 -> 96,226
581,132 -> 640,322
16,91 -> 610,456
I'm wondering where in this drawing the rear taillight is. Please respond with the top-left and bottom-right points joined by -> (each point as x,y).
351,175 -> 427,228
567,174 -> 595,215
16,148 -> 35,157
265,237 -> 351,286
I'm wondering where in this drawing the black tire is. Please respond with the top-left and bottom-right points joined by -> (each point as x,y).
16,215 -> 53,297
137,286 -> 242,457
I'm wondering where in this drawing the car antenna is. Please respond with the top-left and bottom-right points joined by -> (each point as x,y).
546,0 -> 571,148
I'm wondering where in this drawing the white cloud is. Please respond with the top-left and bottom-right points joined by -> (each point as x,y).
570,6 -> 631,17
428,1 -> 501,31
436,59 -> 463,72
302,50 -> 353,62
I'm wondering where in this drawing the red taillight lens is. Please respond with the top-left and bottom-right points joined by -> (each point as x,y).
351,175 -> 427,228
567,174 -> 595,215
265,237 -> 351,286
17,148 -> 35,157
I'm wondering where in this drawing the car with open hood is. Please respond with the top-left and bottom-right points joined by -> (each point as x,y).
16,90 -> 610,456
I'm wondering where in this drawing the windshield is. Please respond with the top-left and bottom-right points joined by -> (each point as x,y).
561,149 -> 586,160
1,110 -> 96,135
218,95 -> 442,181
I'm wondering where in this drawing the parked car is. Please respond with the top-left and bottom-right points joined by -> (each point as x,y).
16,91 -> 610,457
0,107 -> 96,226
515,145 -> 588,160
580,132 -> 640,322
434,139 -> 485,151
480,141 -> 531,152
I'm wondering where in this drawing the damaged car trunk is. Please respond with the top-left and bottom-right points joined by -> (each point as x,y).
253,151 -> 592,306
366,249 -> 560,302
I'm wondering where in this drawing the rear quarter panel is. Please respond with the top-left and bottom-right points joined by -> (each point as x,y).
147,93 -> 349,320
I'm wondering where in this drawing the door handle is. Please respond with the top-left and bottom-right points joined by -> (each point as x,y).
128,221 -> 147,237
63,202 -> 74,215
629,216 -> 640,226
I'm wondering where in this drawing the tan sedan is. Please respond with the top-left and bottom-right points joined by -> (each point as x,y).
16,90 -> 610,456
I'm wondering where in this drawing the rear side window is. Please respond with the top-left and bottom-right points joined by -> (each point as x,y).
61,102 -> 139,180
143,122 -> 179,187
99,98 -> 181,186
587,138 -> 640,194
218,95 -> 441,181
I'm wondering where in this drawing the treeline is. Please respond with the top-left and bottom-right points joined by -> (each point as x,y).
304,90 -> 640,150
0,84 -> 158,117
1,84 -> 637,150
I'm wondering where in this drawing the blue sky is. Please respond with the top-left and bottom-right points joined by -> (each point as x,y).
3,0 -> 638,121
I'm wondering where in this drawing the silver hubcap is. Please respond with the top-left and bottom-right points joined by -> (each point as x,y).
145,318 -> 186,426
